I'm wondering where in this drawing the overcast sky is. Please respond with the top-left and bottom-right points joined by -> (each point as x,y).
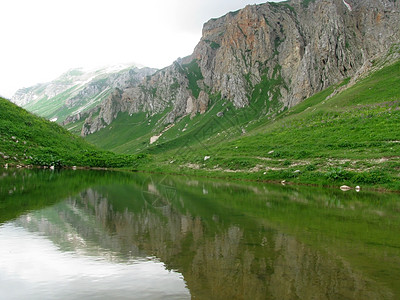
0,0 -> 283,98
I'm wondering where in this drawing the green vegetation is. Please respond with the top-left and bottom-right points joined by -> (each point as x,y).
210,41 -> 221,50
204,39 -> 221,50
63,117 -> 87,135
24,86 -> 76,121
301,0 -> 316,8
24,84 -> 112,124
60,58 -> 400,191
0,98 -> 148,168
0,169 -> 109,224
128,59 -> 400,191
145,174 -> 400,297
177,59 -> 204,98
3,55 -> 400,191
270,1 -> 296,14
251,65 -> 286,112
85,110 -> 172,153
3,170 -> 399,296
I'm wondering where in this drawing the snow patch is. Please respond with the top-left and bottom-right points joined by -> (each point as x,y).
342,0 -> 352,12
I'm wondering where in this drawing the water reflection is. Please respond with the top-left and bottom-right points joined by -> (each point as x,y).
0,169 -> 399,299
0,224 -> 188,300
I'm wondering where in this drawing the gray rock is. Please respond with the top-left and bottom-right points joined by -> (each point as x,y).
12,65 -> 157,125
77,0 -> 400,136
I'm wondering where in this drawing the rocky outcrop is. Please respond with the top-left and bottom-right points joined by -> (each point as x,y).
81,60 -> 209,135
74,0 -> 400,136
193,0 -> 399,108
64,67 -> 156,110
12,65 -> 157,124
81,88 -> 124,135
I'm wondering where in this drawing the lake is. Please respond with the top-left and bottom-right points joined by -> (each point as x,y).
0,169 -> 399,299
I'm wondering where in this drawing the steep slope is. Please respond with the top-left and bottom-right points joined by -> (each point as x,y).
12,64 -> 157,125
0,97 -> 147,168
81,0 -> 399,146
136,53 -> 400,190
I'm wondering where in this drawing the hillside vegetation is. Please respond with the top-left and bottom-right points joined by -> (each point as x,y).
13,65 -> 156,125
2,57 -> 400,190
133,58 -> 400,190
0,98 -> 148,168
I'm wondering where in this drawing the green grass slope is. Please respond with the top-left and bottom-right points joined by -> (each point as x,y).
8,54 -> 398,190
0,97 -> 148,168
85,110 -> 171,154
85,90 -> 268,155
24,85 -> 111,124
136,59 -> 400,190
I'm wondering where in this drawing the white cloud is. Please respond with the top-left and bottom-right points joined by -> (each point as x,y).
0,0 -> 283,98
0,223 -> 190,299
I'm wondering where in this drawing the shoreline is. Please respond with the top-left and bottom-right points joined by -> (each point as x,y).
2,162 -> 399,194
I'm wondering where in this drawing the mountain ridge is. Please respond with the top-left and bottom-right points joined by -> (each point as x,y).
12,64 -> 157,124
9,0 -> 400,172
78,0 -> 399,139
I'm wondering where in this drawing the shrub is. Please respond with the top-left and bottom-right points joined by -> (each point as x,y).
353,170 -> 391,184
325,167 -> 352,181
294,150 -> 311,159
283,160 -> 292,166
305,164 -> 316,171
30,154 -> 65,168
270,151 -> 283,158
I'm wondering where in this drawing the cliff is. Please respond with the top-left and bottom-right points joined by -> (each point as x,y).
81,0 -> 400,136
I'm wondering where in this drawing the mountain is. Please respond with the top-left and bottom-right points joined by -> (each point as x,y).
132,52 -> 400,190
0,97 -> 147,168
79,0 -> 399,146
11,64 -> 157,126
6,0 -> 400,190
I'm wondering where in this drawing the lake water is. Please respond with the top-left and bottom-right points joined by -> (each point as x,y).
0,169 -> 399,299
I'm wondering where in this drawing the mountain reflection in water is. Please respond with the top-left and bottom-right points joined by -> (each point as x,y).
0,169 -> 399,299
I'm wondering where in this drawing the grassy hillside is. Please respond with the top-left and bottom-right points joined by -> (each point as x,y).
0,97 -> 148,168
85,91 -> 267,154
132,59 -> 400,190
3,55 -> 399,190
85,110 -> 172,153
24,85 -> 111,123
19,65 -> 148,124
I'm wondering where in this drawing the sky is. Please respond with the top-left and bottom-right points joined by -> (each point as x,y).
0,0 -> 282,98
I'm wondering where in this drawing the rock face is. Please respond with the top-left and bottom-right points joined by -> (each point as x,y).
51,0 -> 400,136
82,0 -> 400,137
194,0 -> 399,109
12,65 -> 157,123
